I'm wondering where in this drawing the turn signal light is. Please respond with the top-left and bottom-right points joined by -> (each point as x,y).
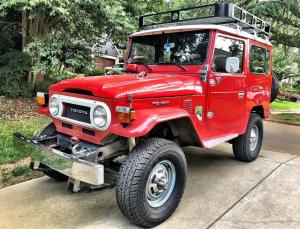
37,92 -> 46,106
116,106 -> 136,123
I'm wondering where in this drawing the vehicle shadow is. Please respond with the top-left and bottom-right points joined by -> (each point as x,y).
1,145 -> 268,228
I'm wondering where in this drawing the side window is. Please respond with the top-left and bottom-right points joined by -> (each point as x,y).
213,36 -> 244,73
250,46 -> 270,74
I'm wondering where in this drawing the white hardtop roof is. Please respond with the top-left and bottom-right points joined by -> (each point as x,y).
131,24 -> 272,46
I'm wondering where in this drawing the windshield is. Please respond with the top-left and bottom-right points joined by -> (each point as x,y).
128,31 -> 209,65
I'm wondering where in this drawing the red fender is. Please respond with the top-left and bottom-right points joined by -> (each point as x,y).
110,107 -> 190,137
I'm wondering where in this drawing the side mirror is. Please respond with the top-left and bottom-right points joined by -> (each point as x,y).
225,57 -> 240,73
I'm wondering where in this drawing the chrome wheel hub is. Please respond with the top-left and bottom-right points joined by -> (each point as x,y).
146,160 -> 176,208
249,125 -> 259,151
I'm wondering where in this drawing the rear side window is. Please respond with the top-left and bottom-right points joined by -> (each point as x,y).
213,36 -> 244,73
250,46 -> 270,74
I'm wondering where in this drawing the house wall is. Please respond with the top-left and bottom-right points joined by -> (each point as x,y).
94,57 -> 116,69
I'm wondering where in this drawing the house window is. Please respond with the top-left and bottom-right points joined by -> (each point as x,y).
213,36 -> 244,73
250,45 -> 270,74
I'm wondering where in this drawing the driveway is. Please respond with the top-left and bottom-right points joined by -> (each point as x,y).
263,121 -> 300,155
0,144 -> 299,228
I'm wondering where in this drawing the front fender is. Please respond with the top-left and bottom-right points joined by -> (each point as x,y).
110,108 -> 190,137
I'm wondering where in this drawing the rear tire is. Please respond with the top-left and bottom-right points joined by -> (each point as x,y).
116,138 -> 187,228
39,123 -> 68,181
233,114 -> 263,162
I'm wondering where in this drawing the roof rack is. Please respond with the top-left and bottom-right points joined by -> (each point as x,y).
139,3 -> 271,37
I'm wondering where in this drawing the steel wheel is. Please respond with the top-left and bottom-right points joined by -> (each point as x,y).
146,160 -> 176,208
249,125 -> 259,151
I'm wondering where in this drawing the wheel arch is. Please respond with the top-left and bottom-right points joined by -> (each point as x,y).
250,105 -> 265,118
110,108 -> 202,147
148,118 -> 201,147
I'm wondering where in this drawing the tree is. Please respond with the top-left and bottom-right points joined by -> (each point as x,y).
0,0 -> 299,96
0,0 -> 167,95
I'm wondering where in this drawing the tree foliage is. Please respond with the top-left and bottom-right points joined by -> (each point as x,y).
0,51 -> 31,96
0,0 -> 167,94
0,0 -> 299,96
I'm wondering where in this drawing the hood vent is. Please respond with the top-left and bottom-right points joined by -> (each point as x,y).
64,89 -> 93,96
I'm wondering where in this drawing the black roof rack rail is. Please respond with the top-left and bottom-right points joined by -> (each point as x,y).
139,3 -> 271,37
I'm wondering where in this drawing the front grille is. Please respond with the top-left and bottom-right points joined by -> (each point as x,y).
62,103 -> 91,124
62,122 -> 73,129
82,128 -> 95,136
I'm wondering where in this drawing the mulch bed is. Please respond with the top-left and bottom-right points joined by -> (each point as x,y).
0,97 -> 41,121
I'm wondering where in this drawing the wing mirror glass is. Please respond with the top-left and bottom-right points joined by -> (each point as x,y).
225,57 -> 240,73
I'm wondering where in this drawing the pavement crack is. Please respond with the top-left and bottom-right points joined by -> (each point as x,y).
206,155 -> 299,229
221,219 -> 300,225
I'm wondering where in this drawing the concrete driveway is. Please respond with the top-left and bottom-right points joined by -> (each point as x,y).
0,144 -> 299,229
263,121 -> 300,155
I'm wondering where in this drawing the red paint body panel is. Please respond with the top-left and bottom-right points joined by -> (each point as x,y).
41,29 -> 272,148
110,108 -> 190,137
49,73 -> 204,99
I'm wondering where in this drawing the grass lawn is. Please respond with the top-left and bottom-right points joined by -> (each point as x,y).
271,100 -> 300,110
271,113 -> 300,123
0,116 -> 50,165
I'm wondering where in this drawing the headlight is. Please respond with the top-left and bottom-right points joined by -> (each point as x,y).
49,96 -> 59,116
93,106 -> 107,128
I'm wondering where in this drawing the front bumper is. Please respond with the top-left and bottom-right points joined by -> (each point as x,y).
13,133 -> 104,186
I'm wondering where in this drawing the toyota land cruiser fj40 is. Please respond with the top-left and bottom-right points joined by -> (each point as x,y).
14,3 -> 279,227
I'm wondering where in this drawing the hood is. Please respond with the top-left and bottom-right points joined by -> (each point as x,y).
49,73 -> 204,99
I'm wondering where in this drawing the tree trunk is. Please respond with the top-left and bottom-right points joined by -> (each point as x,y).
21,11 -> 27,51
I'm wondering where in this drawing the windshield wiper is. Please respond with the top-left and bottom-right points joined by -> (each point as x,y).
131,62 -> 152,71
158,62 -> 187,72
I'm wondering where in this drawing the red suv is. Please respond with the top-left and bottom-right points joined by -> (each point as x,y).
15,3 -> 278,227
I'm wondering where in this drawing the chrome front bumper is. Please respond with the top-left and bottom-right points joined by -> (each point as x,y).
13,133 -> 104,186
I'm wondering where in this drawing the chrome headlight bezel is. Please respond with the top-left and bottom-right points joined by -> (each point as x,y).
91,104 -> 111,130
49,96 -> 60,117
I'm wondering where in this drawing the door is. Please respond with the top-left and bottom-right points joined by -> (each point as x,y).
207,35 -> 246,130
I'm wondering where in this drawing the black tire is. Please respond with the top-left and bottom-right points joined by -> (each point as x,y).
270,74 -> 279,103
233,114 -> 263,162
116,138 -> 187,228
40,122 -> 57,136
39,123 -> 68,181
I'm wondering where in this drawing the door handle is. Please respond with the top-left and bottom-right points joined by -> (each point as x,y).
238,92 -> 245,98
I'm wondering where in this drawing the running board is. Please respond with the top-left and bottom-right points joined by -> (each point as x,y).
203,134 -> 238,148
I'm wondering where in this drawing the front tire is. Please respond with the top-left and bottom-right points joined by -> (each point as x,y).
116,138 -> 187,228
233,114 -> 263,162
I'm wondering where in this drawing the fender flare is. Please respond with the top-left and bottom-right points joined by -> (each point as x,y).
110,107 -> 191,138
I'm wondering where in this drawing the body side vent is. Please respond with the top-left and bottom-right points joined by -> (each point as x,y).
183,99 -> 193,113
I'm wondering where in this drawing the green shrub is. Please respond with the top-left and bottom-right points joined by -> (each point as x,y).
0,51 -> 31,96
26,37 -> 92,81
11,165 -> 30,177
85,67 -> 106,76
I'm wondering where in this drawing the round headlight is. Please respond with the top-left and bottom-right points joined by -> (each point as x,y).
93,106 -> 107,128
49,97 -> 59,116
